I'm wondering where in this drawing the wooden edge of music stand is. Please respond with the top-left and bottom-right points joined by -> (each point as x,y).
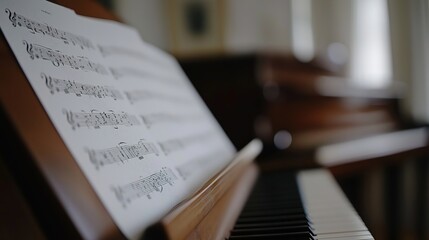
143,139 -> 262,240
144,163 -> 258,240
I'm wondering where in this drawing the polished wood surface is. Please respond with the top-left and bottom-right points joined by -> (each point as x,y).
145,152 -> 259,240
0,157 -> 45,240
187,164 -> 257,240
318,127 -> 429,176
180,54 -> 401,153
0,0 -> 123,239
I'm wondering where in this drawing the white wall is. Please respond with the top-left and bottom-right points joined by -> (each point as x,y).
389,0 -> 429,123
113,0 -> 293,54
114,0 -> 169,50
224,0 -> 292,53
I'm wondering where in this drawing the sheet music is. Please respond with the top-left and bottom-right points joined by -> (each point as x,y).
0,1 -> 236,239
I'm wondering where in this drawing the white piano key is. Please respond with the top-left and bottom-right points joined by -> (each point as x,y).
319,237 -> 374,240
297,169 -> 374,238
314,224 -> 368,234
317,231 -> 373,238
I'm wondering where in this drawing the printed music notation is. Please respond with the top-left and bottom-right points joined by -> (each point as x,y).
125,90 -> 190,105
87,140 -> 159,169
64,109 -> 140,130
0,1 -> 239,237
141,113 -> 202,128
158,132 -> 215,155
113,167 -> 178,207
42,73 -> 123,100
5,8 -> 94,49
23,41 -> 107,74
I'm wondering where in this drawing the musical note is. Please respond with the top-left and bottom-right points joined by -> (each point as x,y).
87,140 -> 159,169
42,73 -> 123,100
5,8 -> 94,49
125,90 -> 190,105
113,167 -> 178,207
23,41 -> 107,74
159,132 -> 215,155
64,109 -> 140,130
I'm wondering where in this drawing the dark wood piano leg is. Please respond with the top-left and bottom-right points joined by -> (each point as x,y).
416,156 -> 429,240
385,165 -> 401,240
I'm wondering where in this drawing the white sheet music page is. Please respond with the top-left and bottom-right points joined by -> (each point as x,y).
0,0 -> 236,238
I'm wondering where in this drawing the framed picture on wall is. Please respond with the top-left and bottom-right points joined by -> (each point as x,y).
167,0 -> 225,56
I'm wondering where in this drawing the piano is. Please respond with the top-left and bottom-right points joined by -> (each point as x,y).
0,1 -> 375,239
144,165 -> 374,240
228,169 -> 374,240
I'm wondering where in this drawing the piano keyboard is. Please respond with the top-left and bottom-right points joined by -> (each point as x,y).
228,169 -> 374,240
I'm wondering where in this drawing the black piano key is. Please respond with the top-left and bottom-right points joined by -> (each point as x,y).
244,199 -> 301,206
243,200 -> 302,210
228,232 -> 313,240
239,208 -> 305,218
244,196 -> 302,204
231,225 -> 309,235
228,171 -> 313,240
231,225 -> 318,237
236,218 -> 308,226
234,217 -> 311,229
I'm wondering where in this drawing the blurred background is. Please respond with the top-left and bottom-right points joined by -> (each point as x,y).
97,0 -> 429,239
